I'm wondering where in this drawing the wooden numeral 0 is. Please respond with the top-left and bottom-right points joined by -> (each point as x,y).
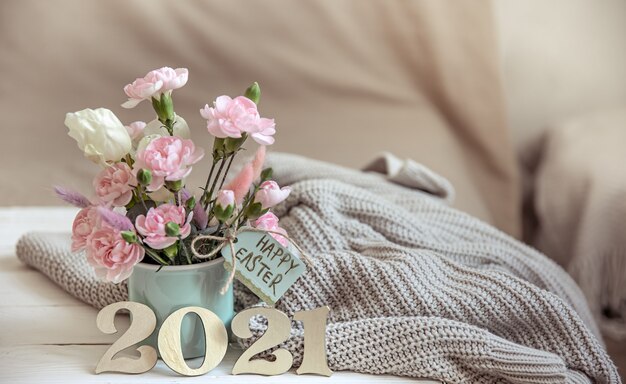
95,301 -> 158,374
231,307 -> 293,375
157,306 -> 228,376
293,306 -> 332,376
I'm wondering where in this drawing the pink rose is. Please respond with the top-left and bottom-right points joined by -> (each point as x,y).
254,181 -> 291,209
71,206 -> 101,252
200,95 -> 276,145
253,212 -> 288,246
122,67 -> 188,108
86,226 -> 144,283
93,163 -> 137,206
125,121 -> 146,141
216,190 -> 235,208
135,204 -> 192,249
134,136 -> 204,191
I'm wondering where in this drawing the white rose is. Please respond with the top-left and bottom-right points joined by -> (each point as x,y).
142,114 -> 191,139
65,108 -> 132,165
135,134 -> 162,155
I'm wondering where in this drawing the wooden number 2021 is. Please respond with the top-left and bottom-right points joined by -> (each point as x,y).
95,302 -> 332,377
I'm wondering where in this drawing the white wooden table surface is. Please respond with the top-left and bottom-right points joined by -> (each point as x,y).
0,207 -> 436,383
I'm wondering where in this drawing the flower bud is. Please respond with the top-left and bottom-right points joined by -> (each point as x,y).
254,180 -> 291,209
120,231 -> 138,243
163,243 -> 178,259
185,195 -> 196,211
137,169 -> 152,186
152,92 -> 175,124
244,82 -> 261,104
213,190 -> 235,222
244,201 -> 264,220
216,190 -> 235,208
165,222 -> 180,237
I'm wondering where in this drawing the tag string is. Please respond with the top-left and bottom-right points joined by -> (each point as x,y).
190,227 -> 314,295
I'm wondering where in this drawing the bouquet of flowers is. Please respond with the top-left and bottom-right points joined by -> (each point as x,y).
56,67 -> 291,284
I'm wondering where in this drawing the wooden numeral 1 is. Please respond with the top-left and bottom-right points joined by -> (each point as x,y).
231,307 -> 293,375
95,302 -> 158,374
157,306 -> 228,376
294,306 -> 332,376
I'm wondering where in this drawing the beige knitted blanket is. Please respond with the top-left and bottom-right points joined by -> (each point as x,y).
16,153 -> 619,383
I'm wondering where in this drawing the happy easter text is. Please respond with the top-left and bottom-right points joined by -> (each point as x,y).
234,235 -> 301,295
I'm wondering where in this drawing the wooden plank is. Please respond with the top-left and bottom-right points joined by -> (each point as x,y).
0,206 -> 77,255
0,269 -> 84,307
0,305 -> 123,345
0,345 -> 423,383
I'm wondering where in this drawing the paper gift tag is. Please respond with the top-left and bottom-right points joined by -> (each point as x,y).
221,229 -> 306,305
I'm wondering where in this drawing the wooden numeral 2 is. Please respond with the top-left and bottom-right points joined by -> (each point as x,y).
231,305 -> 332,376
95,302 -> 332,377
231,307 -> 294,375
95,302 -> 158,374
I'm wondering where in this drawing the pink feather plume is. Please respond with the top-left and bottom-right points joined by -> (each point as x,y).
224,164 -> 254,205
53,186 -> 91,208
97,207 -> 134,231
250,146 -> 266,181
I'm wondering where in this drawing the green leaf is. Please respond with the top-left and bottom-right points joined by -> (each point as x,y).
260,167 -> 273,181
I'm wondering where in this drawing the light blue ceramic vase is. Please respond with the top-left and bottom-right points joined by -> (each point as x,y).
127,258 -> 234,359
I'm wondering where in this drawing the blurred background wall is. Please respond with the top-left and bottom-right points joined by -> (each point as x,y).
1,0 -> 625,236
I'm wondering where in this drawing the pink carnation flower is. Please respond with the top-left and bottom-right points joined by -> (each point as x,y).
134,136 -> 204,191
122,67 -> 188,108
253,212 -> 288,246
71,206 -> 101,252
135,204 -> 192,249
200,95 -> 276,145
125,121 -> 146,141
254,181 -> 291,209
86,226 -> 145,283
93,163 -> 137,206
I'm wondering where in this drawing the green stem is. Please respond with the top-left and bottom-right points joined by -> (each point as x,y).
206,152 -> 237,224
137,186 -> 148,211
179,237 -> 192,264
218,153 -> 236,191
202,158 -> 220,210
144,246 -> 168,265
204,157 -> 228,217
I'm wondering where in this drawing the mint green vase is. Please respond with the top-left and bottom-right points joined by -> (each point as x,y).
127,258 -> 234,359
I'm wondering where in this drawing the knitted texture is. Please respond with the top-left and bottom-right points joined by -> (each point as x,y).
16,153 -> 619,383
